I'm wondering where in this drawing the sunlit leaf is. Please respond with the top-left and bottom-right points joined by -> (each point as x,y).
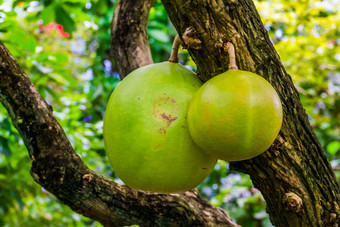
0,138 -> 12,157
148,29 -> 170,43
39,2 -> 57,25
5,30 -> 37,52
11,190 -> 24,210
55,5 -> 76,34
327,141 -> 340,155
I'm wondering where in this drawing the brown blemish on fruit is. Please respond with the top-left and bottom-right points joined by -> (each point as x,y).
153,144 -> 161,150
158,127 -> 166,134
152,95 -> 181,135
160,112 -> 178,126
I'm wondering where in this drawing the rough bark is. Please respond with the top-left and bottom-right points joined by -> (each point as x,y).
161,0 -> 340,226
111,0 -> 155,79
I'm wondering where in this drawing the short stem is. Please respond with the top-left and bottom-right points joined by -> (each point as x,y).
168,35 -> 181,63
225,42 -> 238,70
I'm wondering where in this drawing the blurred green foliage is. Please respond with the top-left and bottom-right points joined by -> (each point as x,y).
0,0 -> 339,226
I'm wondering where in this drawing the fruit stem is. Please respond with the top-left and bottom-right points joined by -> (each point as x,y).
225,42 -> 238,70
168,35 -> 181,63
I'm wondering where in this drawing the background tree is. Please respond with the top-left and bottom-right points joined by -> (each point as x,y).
0,0 -> 339,226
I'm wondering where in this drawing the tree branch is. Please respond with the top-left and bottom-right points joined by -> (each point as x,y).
161,0 -> 340,226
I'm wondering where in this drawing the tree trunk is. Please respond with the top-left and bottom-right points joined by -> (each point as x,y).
111,0 -> 155,78
161,0 -> 340,226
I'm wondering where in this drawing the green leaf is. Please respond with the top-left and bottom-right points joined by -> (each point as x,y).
47,72 -> 74,86
0,174 -> 6,180
94,0 -> 109,15
54,52 -> 69,65
39,2 -> 56,25
6,30 -> 37,52
0,21 -> 15,32
2,118 -> 12,131
59,72 -> 78,87
11,190 -> 24,210
0,138 -> 12,157
43,86 -> 60,101
327,141 -> 340,155
148,29 -> 170,43
91,83 -> 103,100
55,5 -> 76,34
148,20 -> 168,30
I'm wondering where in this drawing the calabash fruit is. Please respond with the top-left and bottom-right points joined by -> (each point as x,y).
187,69 -> 283,161
104,62 -> 216,193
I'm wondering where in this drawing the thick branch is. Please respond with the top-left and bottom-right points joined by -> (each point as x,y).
111,0 -> 155,79
161,0 -> 340,226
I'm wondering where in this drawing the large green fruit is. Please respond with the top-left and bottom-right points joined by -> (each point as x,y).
104,62 -> 216,193
187,69 -> 283,161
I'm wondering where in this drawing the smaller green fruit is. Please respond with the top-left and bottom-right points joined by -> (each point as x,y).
187,69 -> 283,161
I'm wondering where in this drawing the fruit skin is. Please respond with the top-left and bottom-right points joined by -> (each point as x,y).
187,69 -> 283,161
104,62 -> 216,193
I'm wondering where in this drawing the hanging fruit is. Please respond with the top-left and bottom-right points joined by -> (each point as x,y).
104,36 -> 216,193
187,42 -> 283,161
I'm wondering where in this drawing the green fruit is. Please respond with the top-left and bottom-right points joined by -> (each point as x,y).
104,62 -> 216,193
187,69 -> 283,161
